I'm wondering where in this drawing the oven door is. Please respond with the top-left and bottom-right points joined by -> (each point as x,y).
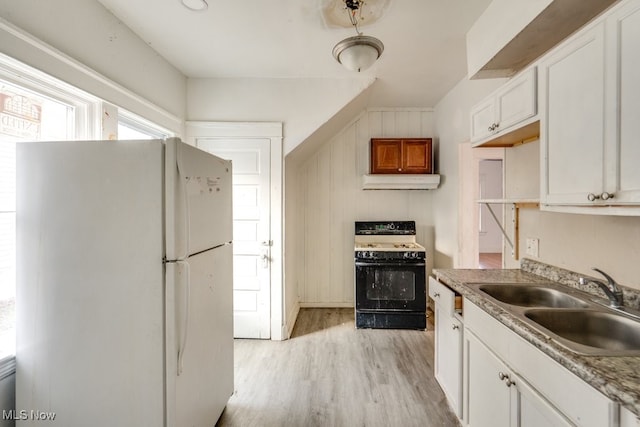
355,260 -> 426,312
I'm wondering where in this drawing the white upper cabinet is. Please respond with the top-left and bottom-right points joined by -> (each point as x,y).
540,0 -> 640,214
470,96 -> 496,143
470,67 -> 538,147
540,23 -> 606,206
607,0 -> 640,204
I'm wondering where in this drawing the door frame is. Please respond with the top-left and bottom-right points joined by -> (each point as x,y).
185,121 -> 284,341
458,142 -> 505,268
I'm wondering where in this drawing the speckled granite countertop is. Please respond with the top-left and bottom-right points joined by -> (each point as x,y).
433,259 -> 640,417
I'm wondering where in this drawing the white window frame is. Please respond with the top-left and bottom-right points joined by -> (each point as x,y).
0,53 -> 101,140
118,108 -> 173,140
0,53 -> 173,378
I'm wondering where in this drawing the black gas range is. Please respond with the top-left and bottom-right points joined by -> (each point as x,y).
354,221 -> 427,330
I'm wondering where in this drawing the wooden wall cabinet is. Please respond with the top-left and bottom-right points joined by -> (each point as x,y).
370,138 -> 432,174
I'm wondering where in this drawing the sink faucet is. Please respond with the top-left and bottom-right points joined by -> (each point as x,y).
579,268 -> 624,308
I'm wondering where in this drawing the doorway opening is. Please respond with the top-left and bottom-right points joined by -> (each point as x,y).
186,122 -> 284,340
478,159 -> 504,269
457,143 -> 505,269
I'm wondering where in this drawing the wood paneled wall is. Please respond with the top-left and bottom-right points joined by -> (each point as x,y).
295,109 -> 436,306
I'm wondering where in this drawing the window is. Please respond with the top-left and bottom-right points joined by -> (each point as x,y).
0,53 -> 171,366
0,79 -> 87,361
118,109 -> 172,140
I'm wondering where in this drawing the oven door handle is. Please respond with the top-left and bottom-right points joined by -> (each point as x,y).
355,261 -> 426,267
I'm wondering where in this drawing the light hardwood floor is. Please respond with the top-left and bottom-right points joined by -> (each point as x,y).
479,252 -> 502,269
216,308 -> 460,427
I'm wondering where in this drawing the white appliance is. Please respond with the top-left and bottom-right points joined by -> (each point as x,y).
16,138 -> 233,426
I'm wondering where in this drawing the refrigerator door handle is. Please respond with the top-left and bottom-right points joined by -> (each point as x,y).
177,260 -> 191,376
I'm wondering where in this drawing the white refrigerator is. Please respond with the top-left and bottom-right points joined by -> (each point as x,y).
16,138 -> 233,426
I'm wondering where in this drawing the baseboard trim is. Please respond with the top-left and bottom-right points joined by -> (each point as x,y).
299,302 -> 354,308
285,301 -> 301,339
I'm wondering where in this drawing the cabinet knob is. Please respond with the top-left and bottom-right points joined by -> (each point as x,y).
498,372 -> 515,387
452,324 -> 459,330
434,292 -> 440,298
601,192 -> 614,200
398,168 -> 402,172
587,193 -> 600,202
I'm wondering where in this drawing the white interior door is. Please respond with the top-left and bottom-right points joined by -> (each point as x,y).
196,138 -> 271,339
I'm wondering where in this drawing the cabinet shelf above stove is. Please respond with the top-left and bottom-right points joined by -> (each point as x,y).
361,174 -> 441,190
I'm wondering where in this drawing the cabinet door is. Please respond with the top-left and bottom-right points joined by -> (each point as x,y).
464,330 -> 511,427
514,373 -> 573,427
403,139 -> 432,174
370,138 -> 432,174
540,23 -> 607,205
495,67 -> 537,132
370,138 -> 402,173
606,0 -> 640,204
470,97 -> 496,142
435,306 -> 462,418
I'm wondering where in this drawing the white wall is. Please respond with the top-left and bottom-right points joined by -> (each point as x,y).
0,0 -> 186,132
187,77 -> 375,155
292,109 -> 436,306
518,210 -> 640,288
432,77 -> 506,268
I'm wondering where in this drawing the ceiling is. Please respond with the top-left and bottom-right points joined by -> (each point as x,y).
97,0 -> 492,107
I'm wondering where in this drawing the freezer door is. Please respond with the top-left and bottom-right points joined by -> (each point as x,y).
166,244 -> 234,426
165,138 -> 232,261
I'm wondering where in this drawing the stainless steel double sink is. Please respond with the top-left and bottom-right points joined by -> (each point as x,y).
469,283 -> 640,356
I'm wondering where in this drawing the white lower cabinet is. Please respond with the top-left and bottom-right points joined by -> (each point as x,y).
435,304 -> 463,417
465,330 -> 572,427
430,277 -> 463,418
465,329 -> 511,427
463,299 -> 620,427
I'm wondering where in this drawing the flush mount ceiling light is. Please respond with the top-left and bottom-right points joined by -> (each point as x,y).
332,0 -> 384,72
181,0 -> 208,12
